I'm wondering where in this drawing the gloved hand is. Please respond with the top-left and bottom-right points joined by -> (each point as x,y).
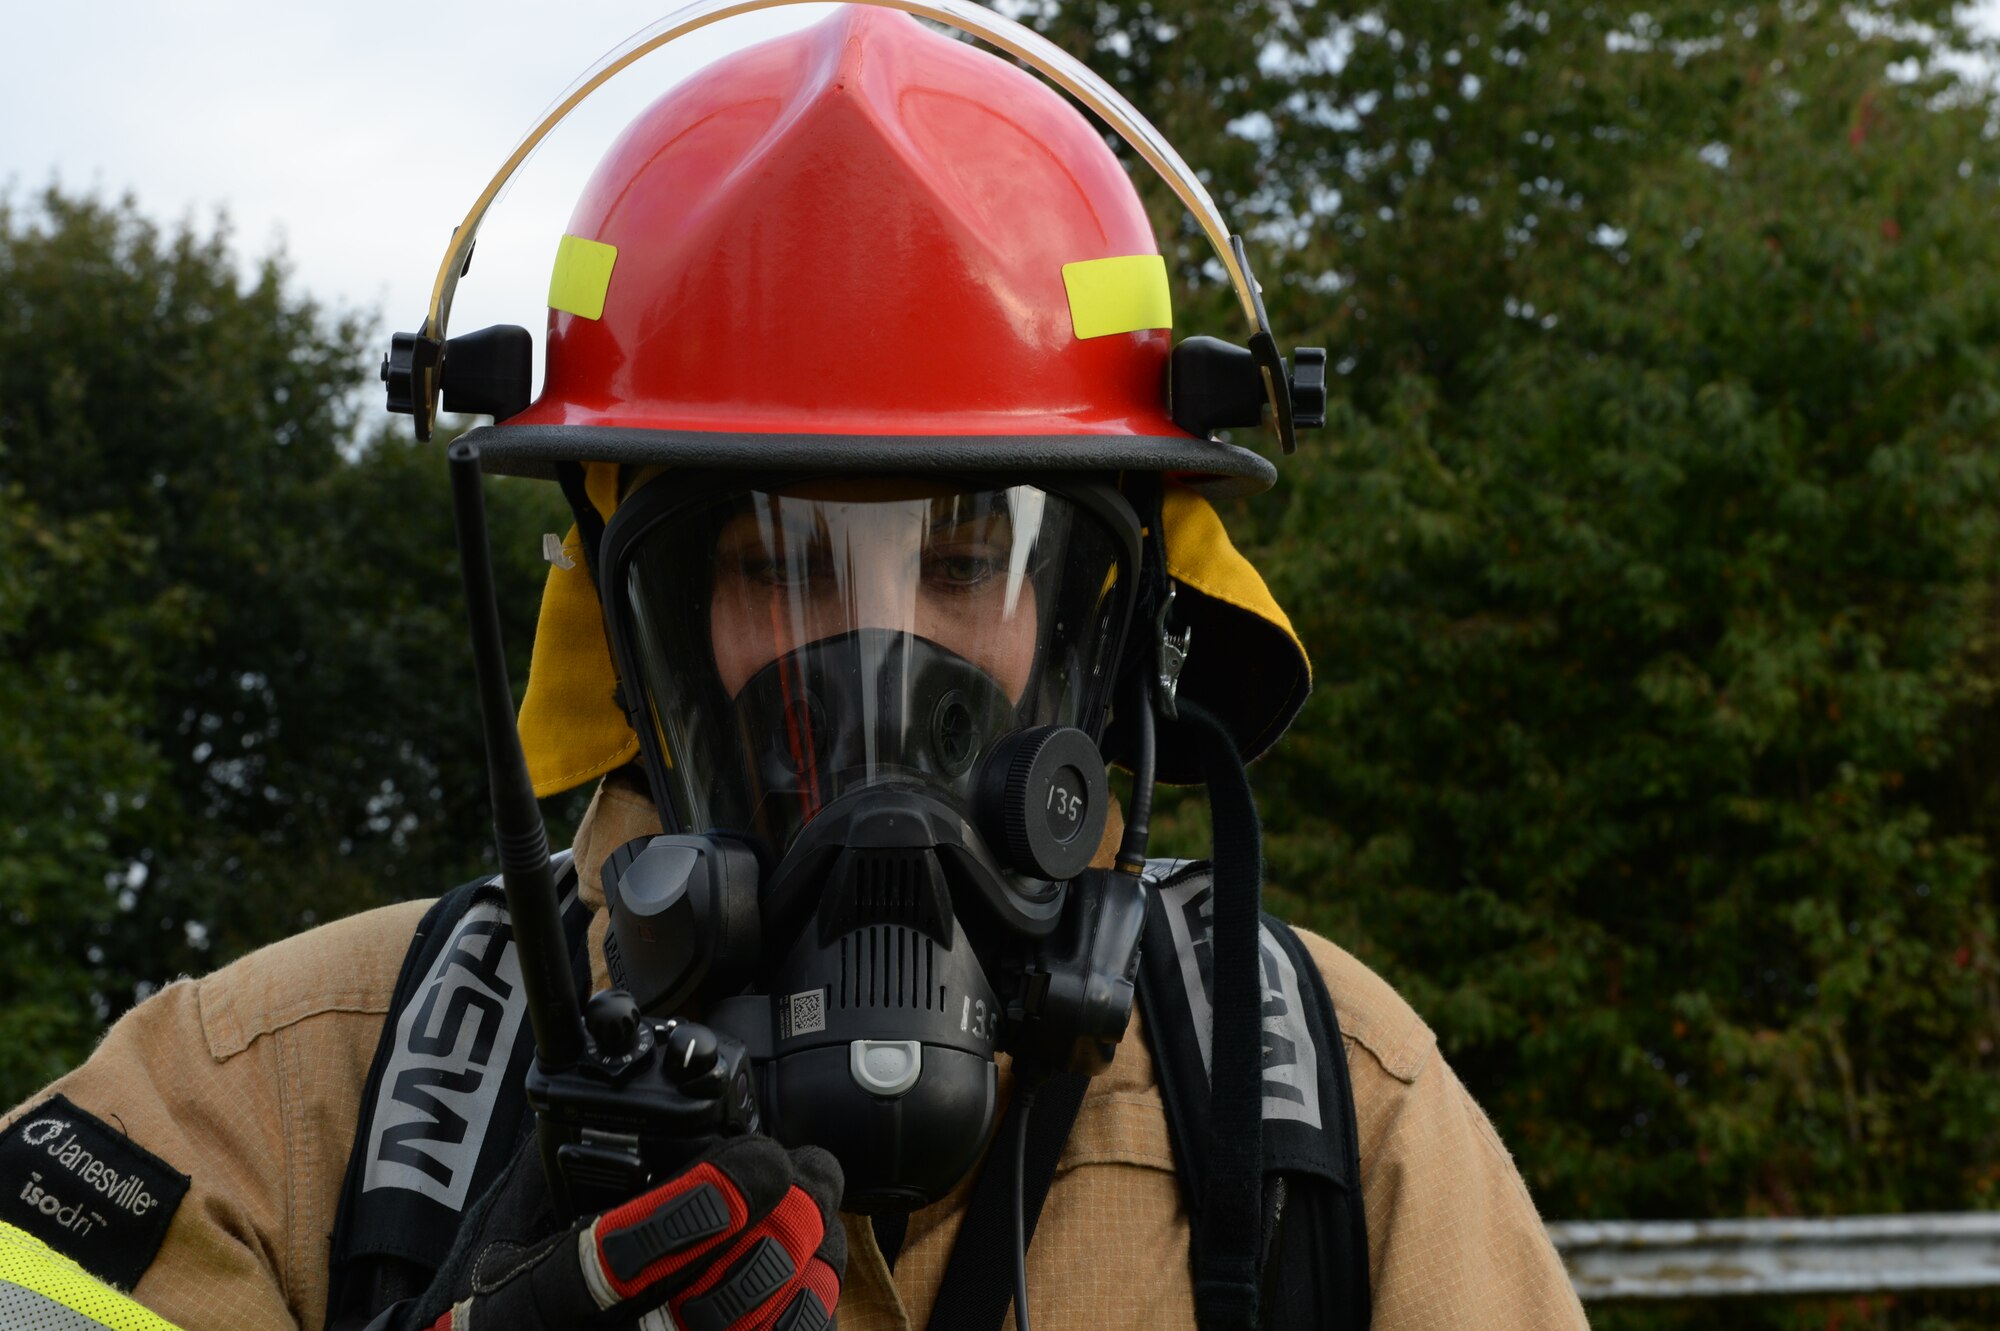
405,1133 -> 845,1331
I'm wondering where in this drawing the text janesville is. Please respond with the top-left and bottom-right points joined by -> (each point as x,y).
17,1118 -> 161,1217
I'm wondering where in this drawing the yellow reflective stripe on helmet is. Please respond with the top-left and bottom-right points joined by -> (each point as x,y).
1061,255 -> 1172,339
0,1223 -> 181,1331
549,234 -> 620,320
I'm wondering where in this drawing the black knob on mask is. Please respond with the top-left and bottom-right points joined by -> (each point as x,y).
976,726 -> 1109,881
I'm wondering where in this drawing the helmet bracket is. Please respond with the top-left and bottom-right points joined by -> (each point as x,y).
380,329 -> 442,441
1228,235 -> 1327,452
440,324 -> 535,423
382,323 -> 535,439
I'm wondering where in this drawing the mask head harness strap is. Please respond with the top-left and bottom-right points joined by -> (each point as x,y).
553,462 -> 608,594
1174,698 -> 1266,1331
1114,475 -> 1171,877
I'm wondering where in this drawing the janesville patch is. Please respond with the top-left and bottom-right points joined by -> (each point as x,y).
0,1094 -> 190,1288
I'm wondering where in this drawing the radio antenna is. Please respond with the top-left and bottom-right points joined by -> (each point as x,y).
447,439 -> 586,1074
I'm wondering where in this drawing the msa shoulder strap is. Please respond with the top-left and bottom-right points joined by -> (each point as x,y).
323,855 -> 587,1331
1137,858 -> 1371,1331
926,859 -> 1369,1331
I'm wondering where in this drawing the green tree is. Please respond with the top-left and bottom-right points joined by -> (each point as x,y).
0,191 -> 574,1108
0,487 -> 181,1096
1026,0 -> 2000,1325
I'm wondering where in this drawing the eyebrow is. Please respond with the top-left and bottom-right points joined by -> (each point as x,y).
720,497 -> 1013,548
928,498 -> 1011,536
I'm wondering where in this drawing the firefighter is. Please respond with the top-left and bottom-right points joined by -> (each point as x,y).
0,8 -> 1587,1329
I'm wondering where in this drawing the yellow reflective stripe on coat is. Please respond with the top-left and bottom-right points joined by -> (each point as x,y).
0,1223 -> 181,1330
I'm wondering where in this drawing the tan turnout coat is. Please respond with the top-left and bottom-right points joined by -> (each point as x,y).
5,777 -> 1587,1329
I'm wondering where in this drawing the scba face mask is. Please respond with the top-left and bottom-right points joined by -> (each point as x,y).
595,472 -> 1150,1210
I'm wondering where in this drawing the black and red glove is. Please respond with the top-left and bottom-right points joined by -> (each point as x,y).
413,1134 -> 844,1331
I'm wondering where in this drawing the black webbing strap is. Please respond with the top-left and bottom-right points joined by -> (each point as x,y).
871,1211 -> 909,1270
554,460 -> 609,594
1175,700 -> 1265,1331
922,1070 -> 1089,1331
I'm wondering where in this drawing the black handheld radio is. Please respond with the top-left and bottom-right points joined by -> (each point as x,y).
446,438 -> 757,1220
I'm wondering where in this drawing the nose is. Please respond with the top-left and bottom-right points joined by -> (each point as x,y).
823,507 -> 922,633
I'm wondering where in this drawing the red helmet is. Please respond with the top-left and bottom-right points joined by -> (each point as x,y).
515,8 -> 1197,445
397,3 -> 1317,494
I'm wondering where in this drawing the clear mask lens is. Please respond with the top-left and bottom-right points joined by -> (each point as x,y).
618,480 -> 1127,860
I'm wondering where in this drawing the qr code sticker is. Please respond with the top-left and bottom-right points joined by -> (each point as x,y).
786,989 -> 826,1038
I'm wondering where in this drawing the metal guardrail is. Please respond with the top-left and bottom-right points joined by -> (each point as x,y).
1547,1214 -> 2000,1300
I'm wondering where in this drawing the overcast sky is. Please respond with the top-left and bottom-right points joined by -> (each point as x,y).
9,1 -> 1996,405
3,1 -> 840,395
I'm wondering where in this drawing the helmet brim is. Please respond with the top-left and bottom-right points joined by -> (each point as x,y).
462,423 -> 1277,500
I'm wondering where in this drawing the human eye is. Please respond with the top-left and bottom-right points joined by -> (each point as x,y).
731,554 -> 791,586
923,542 -> 1007,590
719,521 -> 827,589
737,545 -> 827,588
